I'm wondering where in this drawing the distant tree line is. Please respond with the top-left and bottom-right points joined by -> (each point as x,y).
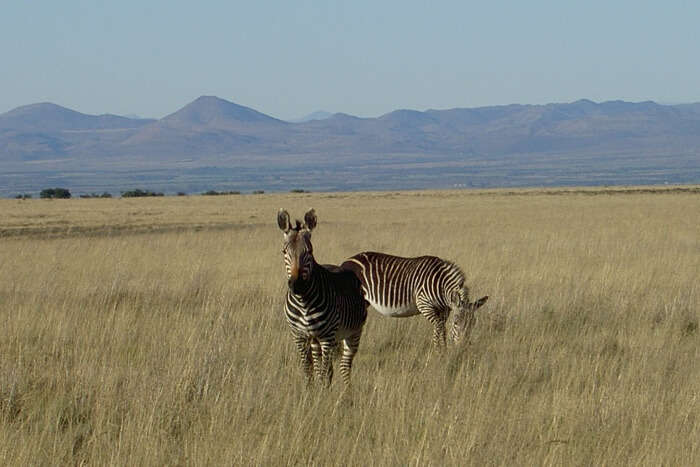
80,192 -> 113,198
201,190 -> 241,196
121,189 -> 164,197
40,188 -> 72,199
12,186 -> 291,199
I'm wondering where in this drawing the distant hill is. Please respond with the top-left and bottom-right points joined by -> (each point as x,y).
118,96 -> 291,157
0,102 -> 154,132
290,110 -> 333,122
159,96 -> 285,127
0,103 -> 155,161
1,96 -> 699,194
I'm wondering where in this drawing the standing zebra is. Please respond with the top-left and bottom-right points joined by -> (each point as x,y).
278,208 -> 368,387
341,252 -> 488,347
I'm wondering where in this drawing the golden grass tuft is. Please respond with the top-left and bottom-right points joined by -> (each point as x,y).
0,187 -> 698,465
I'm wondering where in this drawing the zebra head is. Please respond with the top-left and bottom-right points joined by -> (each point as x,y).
277,208 -> 318,295
450,292 -> 489,344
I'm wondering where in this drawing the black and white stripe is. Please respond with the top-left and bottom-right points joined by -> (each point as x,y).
342,252 -> 487,346
278,209 -> 367,386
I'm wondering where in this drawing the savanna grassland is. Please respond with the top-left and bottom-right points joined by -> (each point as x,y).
0,187 -> 698,465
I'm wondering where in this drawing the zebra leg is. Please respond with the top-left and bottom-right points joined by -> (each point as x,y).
431,318 -> 447,349
293,335 -> 314,386
340,330 -> 363,386
319,338 -> 336,388
311,339 -> 323,382
417,300 -> 447,348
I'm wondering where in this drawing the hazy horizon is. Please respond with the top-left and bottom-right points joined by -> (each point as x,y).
2,1 -> 699,120
6,95 -> 700,122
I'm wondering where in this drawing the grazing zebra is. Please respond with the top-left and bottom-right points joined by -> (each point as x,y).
278,208 -> 368,387
341,252 -> 488,347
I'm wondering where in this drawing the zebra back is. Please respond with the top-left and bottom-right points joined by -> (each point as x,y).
341,251 -> 466,311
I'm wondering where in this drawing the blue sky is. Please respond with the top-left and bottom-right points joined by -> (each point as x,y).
1,1 -> 698,120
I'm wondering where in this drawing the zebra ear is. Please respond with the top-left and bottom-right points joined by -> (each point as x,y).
304,208 -> 317,231
277,209 -> 291,233
470,296 -> 489,310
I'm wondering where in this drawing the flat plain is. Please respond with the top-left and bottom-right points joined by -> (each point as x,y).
0,187 -> 698,465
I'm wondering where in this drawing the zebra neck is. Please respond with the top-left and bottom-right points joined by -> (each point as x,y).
442,283 -> 465,307
290,261 -> 326,302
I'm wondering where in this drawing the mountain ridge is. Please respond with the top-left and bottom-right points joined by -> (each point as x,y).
0,102 -> 155,132
3,96 -> 699,136
1,96 -> 699,193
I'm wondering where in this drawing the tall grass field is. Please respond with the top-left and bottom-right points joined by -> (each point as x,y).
1,187 -> 698,465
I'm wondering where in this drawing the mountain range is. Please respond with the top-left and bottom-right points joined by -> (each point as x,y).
1,96 -> 699,194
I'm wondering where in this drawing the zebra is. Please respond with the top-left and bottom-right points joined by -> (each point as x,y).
278,208 -> 368,387
341,252 -> 488,347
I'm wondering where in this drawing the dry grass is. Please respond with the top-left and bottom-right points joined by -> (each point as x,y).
0,187 -> 698,465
